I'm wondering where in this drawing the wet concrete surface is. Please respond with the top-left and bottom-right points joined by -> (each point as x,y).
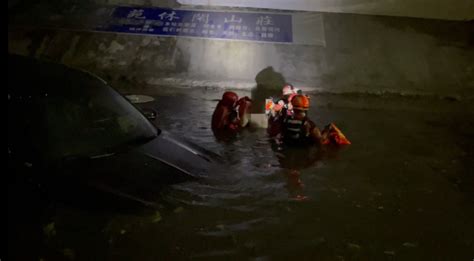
9,87 -> 474,260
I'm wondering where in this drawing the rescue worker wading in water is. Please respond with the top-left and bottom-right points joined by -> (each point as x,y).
212,91 -> 252,133
281,94 -> 322,145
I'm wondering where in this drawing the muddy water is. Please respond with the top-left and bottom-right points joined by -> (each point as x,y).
40,88 -> 474,260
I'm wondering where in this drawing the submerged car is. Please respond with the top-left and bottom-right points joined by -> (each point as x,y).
8,54 -> 221,208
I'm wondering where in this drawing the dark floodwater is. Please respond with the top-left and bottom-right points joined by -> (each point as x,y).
22,88 -> 474,260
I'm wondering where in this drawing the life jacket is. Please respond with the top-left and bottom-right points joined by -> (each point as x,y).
283,116 -> 308,143
212,101 -> 239,131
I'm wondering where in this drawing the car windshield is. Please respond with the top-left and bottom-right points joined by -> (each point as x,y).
46,75 -> 158,158
8,58 -> 158,161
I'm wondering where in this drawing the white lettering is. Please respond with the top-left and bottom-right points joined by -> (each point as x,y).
256,15 -> 273,26
158,11 -> 180,21
192,13 -> 210,24
224,14 -> 242,23
127,9 -> 146,19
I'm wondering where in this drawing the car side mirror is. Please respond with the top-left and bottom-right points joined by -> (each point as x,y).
142,108 -> 157,121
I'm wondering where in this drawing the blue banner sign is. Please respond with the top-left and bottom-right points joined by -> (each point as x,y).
99,6 -> 293,43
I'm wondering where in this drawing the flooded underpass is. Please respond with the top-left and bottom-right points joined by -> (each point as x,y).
7,0 -> 474,258
31,87 -> 474,260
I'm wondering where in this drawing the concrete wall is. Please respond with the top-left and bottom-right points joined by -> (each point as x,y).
8,6 -> 474,99
179,0 -> 474,21
10,0 -> 472,20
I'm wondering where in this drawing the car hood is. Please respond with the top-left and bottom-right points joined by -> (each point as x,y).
135,130 -> 222,179
42,131 -> 222,208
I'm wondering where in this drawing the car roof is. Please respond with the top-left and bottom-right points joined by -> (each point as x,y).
8,54 -> 106,96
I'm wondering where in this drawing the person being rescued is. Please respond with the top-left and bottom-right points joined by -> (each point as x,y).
272,83 -> 302,117
267,83 -> 300,137
211,91 -> 252,133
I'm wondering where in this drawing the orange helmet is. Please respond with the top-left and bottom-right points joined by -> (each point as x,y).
291,94 -> 310,111
221,91 -> 238,106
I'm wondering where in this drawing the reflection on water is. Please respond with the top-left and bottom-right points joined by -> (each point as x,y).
22,88 -> 474,260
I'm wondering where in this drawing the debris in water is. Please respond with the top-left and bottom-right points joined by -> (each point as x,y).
43,222 -> 56,238
174,207 -> 184,213
216,224 -> 225,230
402,242 -> 417,248
62,248 -> 75,260
347,243 -> 361,251
125,94 -> 155,104
152,211 -> 162,223
311,237 -> 326,246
